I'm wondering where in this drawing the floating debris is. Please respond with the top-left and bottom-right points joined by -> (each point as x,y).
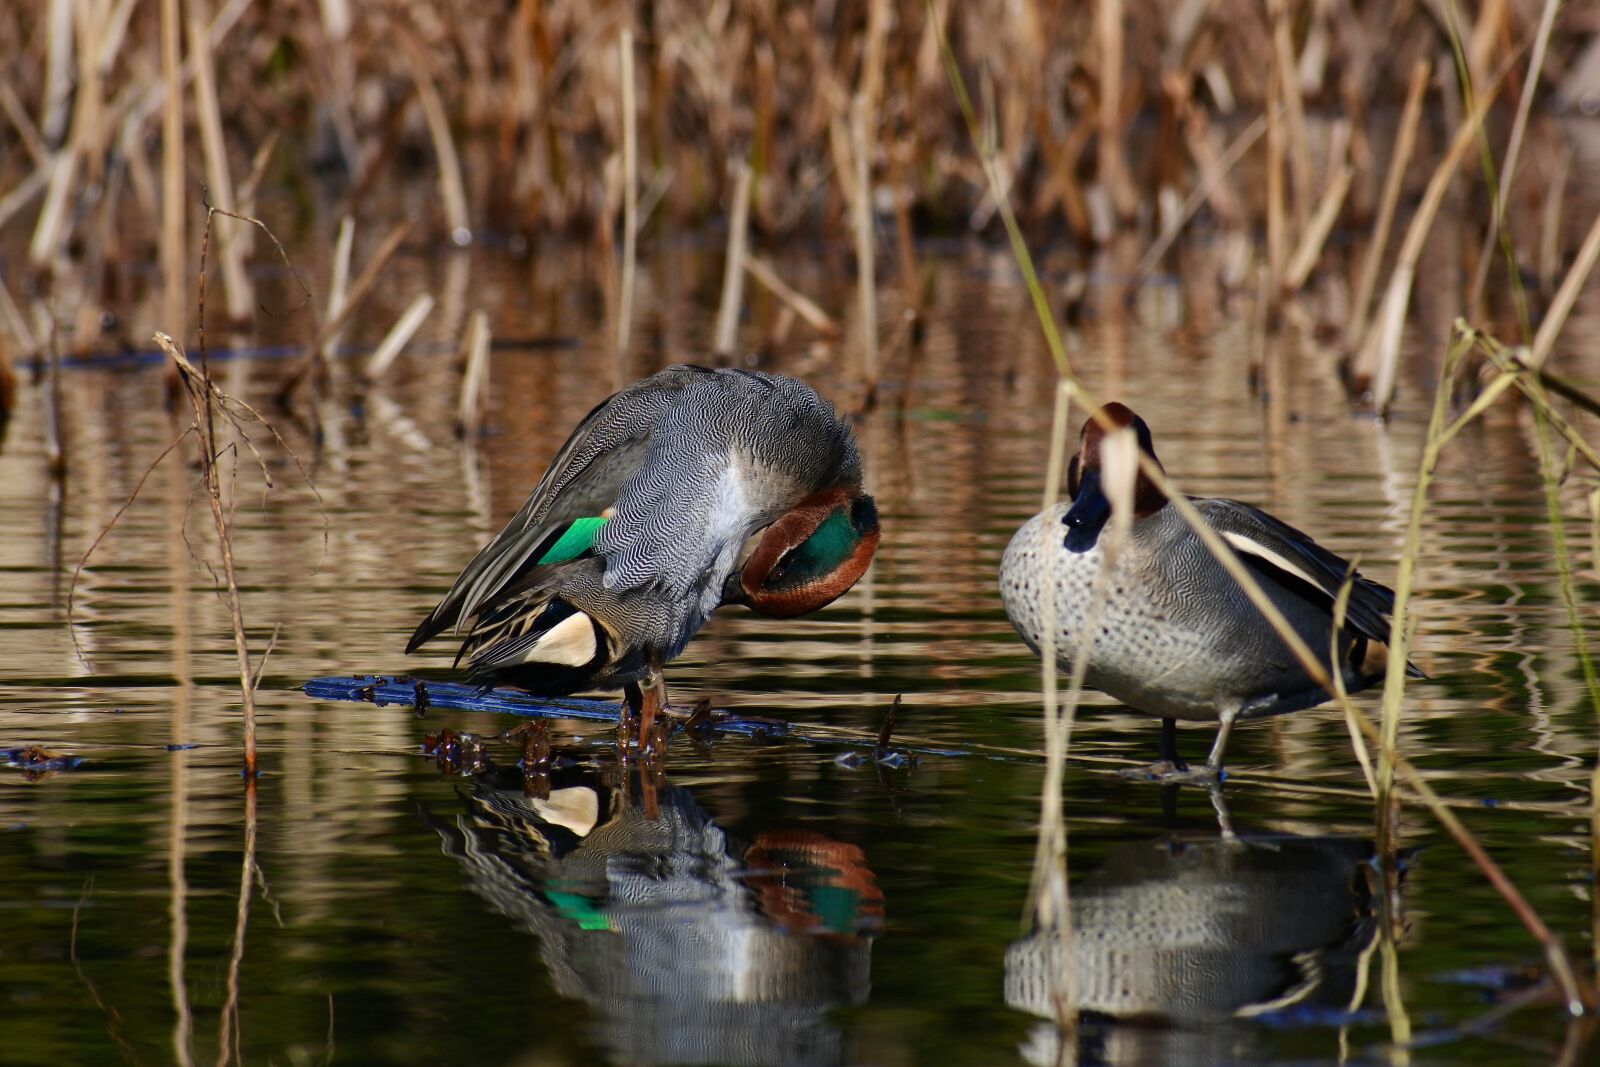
3,746 -> 84,780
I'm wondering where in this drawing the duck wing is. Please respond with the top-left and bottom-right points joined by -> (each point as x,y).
407,366 -> 715,651
1195,497 -> 1410,660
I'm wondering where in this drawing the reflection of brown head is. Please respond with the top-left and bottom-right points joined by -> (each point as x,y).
1068,403 -> 1167,517
736,488 -> 880,618
745,829 -> 885,939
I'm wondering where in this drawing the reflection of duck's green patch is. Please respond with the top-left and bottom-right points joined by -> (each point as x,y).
806,884 -> 863,935
546,889 -> 611,931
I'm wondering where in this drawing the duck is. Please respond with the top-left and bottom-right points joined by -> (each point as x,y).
407,364 -> 880,747
999,402 -> 1421,781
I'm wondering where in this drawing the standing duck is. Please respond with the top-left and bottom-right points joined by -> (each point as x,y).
1000,403 -> 1421,781
408,364 -> 879,745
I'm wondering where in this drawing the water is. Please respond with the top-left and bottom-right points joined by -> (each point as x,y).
2,234 -> 1598,1065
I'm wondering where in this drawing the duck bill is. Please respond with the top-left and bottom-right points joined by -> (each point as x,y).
1063,467 -> 1111,552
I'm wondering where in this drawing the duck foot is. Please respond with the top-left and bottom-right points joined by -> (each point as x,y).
1118,760 -> 1224,785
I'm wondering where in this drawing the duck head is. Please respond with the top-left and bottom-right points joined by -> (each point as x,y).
729,488 -> 881,618
1063,403 -> 1166,552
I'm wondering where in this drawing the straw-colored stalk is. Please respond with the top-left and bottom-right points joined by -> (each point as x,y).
214,777 -> 256,1067
406,36 -> 472,245
1465,0 -> 1561,322
1539,147 -> 1573,294
280,221 -> 411,400
0,75 -> 47,167
186,13 -> 251,323
1265,63 -> 1286,290
1270,0 -> 1311,236
456,310 -> 491,438
743,254 -> 841,339
616,27 -> 638,360
1095,0 -> 1135,221
848,95 -> 878,397
41,0 -> 74,143
320,216 -> 355,365
712,160 -> 752,358
152,332 -> 257,776
1283,163 -> 1352,292
1346,61 -> 1430,352
362,292 -> 436,383
1130,114 -> 1266,287
1354,73 -> 1504,414
159,0 -> 186,346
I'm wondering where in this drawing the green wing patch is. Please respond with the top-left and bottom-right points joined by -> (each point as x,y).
537,516 -> 608,565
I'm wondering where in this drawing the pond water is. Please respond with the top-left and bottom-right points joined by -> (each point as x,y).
1,229 -> 1598,1066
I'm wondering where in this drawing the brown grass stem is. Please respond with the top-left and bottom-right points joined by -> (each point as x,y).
616,27 -> 638,360
187,12 -> 252,323
1129,114 -> 1267,288
159,0 -> 186,345
848,95 -> 878,400
712,160 -> 752,358
456,310 -> 491,438
279,221 -> 411,401
214,777 -> 256,1067
1353,69 -> 1505,413
404,35 -> 471,245
1531,206 -> 1600,371
155,332 -> 259,776
743,254 -> 840,339
320,216 -> 355,367
1465,0 -> 1562,323
361,293 -> 436,383
1345,61 -> 1430,352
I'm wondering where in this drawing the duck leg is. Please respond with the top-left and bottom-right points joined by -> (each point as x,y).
1157,717 -> 1187,770
638,658 -> 668,763
620,681 -> 643,754
1202,708 -> 1238,779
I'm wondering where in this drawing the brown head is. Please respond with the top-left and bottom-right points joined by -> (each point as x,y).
728,488 -> 881,618
1063,403 -> 1166,552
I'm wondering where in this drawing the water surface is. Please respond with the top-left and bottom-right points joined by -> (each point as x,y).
2,232 -> 1598,1065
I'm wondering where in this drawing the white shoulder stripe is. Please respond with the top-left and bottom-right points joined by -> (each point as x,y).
1222,530 -> 1324,591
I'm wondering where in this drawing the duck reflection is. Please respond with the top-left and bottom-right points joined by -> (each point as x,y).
428,758 -> 882,1066
1006,834 -> 1385,1066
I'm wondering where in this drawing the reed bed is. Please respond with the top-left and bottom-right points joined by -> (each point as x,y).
2,2 -> 1599,365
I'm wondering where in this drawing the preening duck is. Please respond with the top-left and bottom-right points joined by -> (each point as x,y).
408,364 -> 879,746
1000,403 -> 1422,781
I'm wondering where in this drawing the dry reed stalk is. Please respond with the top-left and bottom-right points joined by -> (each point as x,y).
456,310 -> 491,437
1129,114 -> 1266,287
743,254 -> 841,339
1094,0 -> 1136,222
0,75 -> 47,166
1265,65 -> 1286,290
0,165 -> 52,234
1354,72 -> 1505,414
27,149 -> 80,266
41,0 -> 73,144
1270,0 -> 1312,236
1529,205 -> 1600,371
1345,61 -> 1430,352
848,95 -> 878,399
279,221 -> 411,401
404,36 -> 472,245
153,331 -> 259,776
159,0 -> 186,346
361,293 -> 435,382
320,216 -> 355,366
1465,0 -> 1561,322
616,27 -> 637,359
1283,163 -> 1353,291
187,12 -> 252,323
72,0 -> 105,187
214,777 -> 256,1067
0,272 -> 39,360
711,160 -> 752,358
1540,147 -> 1572,294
